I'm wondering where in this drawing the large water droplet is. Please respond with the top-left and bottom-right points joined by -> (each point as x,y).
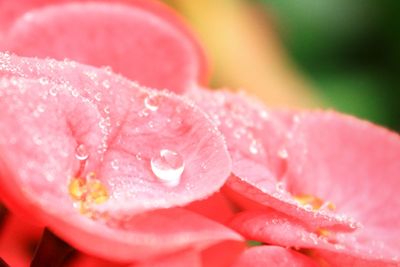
151,149 -> 184,187
144,94 -> 161,111
75,144 -> 89,161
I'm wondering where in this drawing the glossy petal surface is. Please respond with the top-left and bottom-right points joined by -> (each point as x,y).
0,53 -> 237,261
1,1 -> 207,93
187,87 -> 354,231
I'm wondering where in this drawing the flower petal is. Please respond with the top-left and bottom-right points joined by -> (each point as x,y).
134,249 -> 201,267
2,1 -> 207,93
231,246 -> 319,267
0,52 -> 231,216
45,208 -> 241,262
284,111 -> 400,264
187,87 -> 354,231
229,210 -> 335,251
0,53 -> 237,261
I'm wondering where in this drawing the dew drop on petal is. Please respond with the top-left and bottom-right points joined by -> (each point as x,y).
278,148 -> 288,159
111,159 -> 119,170
75,144 -> 89,161
94,92 -> 102,101
102,80 -> 110,89
151,149 -> 185,187
49,86 -> 57,96
39,77 -> 49,85
275,181 -> 286,193
144,94 -> 161,111
249,139 -> 260,155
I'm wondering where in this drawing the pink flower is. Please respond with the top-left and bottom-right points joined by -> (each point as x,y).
232,111 -> 400,265
0,0 -> 244,263
1,0 -> 399,266
187,86 -> 400,266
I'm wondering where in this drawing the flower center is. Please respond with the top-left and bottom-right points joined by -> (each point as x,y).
68,172 -> 109,216
294,194 -> 336,211
294,194 -> 338,240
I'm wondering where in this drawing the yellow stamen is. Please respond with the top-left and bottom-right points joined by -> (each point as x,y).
69,177 -> 87,201
86,180 -> 109,204
294,194 -> 335,211
68,172 -> 109,216
316,228 -> 331,238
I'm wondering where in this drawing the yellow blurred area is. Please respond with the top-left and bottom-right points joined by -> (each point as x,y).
166,0 -> 320,108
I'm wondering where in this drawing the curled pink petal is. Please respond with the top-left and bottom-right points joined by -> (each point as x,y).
187,87 -> 354,231
283,111 -> 400,265
0,52 -> 231,215
229,210 -> 335,251
231,246 -> 319,267
2,1 -> 207,93
0,53 -> 237,261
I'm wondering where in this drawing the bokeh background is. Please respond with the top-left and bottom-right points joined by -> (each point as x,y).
165,0 -> 400,131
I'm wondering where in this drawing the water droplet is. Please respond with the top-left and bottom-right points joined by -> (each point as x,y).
111,159 -> 119,170
135,152 -> 142,161
37,104 -> 45,113
102,66 -> 113,75
39,77 -> 49,85
144,94 -> 161,111
104,106 -> 110,114
75,144 -> 89,161
278,148 -> 288,159
138,109 -> 149,117
334,244 -> 345,250
71,89 -> 79,97
249,139 -> 260,154
49,86 -> 57,96
151,149 -> 184,187
102,80 -> 110,89
94,92 -> 102,101
275,181 -> 286,193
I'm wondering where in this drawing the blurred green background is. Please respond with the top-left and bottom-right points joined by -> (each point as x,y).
261,0 -> 400,130
167,0 -> 400,131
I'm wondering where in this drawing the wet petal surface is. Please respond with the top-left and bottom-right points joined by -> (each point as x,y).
0,53 -> 236,261
1,1 -> 207,93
